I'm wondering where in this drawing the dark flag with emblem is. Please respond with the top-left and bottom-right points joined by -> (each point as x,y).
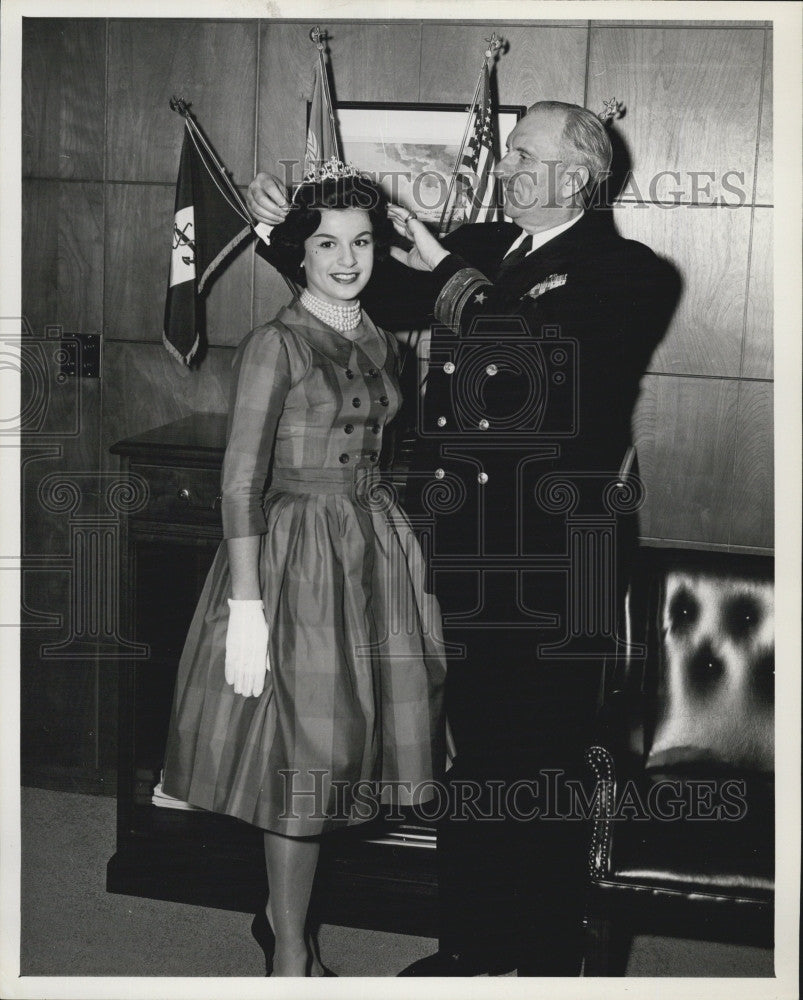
440,63 -> 502,236
163,121 -> 253,365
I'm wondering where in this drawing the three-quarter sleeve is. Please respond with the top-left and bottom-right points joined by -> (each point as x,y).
221,324 -> 291,539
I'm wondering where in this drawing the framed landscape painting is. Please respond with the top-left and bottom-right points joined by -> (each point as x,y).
335,101 -> 525,229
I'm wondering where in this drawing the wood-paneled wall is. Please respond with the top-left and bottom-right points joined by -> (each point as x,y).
21,17 -> 774,778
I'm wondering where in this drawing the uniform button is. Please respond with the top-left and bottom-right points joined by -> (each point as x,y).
344,423 -> 354,434
479,418 -> 490,430
369,452 -> 378,462
443,361 -> 456,375
434,468 -> 446,480
486,364 -> 498,376
371,423 -> 381,434
477,472 -> 489,484
339,454 -> 350,464
437,416 -> 447,427
368,368 -> 379,378
379,395 -> 389,406
345,369 -> 354,379
352,397 -> 361,408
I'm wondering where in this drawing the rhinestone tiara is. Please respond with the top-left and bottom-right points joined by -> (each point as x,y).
303,156 -> 361,183
290,156 -> 364,203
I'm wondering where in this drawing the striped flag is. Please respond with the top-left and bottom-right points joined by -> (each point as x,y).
453,63 -> 502,227
304,60 -> 336,172
163,123 -> 253,365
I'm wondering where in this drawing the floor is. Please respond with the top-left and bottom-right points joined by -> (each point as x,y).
17,786 -> 775,981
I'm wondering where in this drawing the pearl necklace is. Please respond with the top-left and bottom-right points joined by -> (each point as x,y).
300,289 -> 362,333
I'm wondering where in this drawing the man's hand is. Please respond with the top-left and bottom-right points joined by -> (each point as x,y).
387,205 -> 449,272
246,172 -> 290,225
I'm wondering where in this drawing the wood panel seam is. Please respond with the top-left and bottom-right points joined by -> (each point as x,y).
417,21 -> 424,104
643,371 -> 772,383
582,21 -> 591,108
740,208 -> 758,380
725,379 -> 744,548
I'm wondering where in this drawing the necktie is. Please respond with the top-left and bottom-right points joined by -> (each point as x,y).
496,235 -> 533,278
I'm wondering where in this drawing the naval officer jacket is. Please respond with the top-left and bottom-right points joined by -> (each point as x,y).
362,211 -> 679,583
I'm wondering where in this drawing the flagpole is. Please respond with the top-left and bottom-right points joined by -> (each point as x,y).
437,33 -> 502,237
169,98 -> 252,222
310,27 -> 340,160
438,71 -> 483,236
169,97 -> 298,299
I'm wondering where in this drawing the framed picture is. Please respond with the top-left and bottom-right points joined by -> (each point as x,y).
335,101 -> 526,229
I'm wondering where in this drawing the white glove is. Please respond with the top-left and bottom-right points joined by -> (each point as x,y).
224,598 -> 270,698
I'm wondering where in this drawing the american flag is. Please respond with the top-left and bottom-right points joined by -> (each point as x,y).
444,63 -> 501,234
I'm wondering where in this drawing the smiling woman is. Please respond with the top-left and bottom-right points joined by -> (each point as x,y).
269,174 -> 395,296
303,212 -> 374,304
159,170 -> 447,976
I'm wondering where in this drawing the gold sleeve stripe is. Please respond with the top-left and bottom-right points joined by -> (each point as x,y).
434,268 -> 490,330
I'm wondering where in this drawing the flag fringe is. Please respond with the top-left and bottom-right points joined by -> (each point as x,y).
197,224 -> 253,295
162,330 -> 199,366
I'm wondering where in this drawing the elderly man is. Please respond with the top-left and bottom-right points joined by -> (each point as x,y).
247,100 -> 679,976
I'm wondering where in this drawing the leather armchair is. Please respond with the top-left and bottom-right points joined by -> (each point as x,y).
583,548 -> 774,974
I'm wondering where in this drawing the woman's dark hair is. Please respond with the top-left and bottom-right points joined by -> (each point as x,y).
270,174 -> 395,285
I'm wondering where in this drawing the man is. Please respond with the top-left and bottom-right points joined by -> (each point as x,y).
247,100 -> 679,975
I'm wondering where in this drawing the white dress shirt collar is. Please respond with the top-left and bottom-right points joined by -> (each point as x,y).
504,211 -> 584,258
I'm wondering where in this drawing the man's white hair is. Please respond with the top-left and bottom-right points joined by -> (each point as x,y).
528,100 -> 613,190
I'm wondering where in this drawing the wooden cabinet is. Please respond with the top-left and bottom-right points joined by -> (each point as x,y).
106,413 -> 438,936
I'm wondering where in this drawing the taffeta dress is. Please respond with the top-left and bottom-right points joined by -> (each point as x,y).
161,297 -> 447,836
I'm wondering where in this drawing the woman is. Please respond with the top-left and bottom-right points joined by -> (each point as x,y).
161,167 -> 447,977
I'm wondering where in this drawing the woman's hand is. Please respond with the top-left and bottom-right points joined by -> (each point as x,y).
246,172 -> 290,225
225,599 -> 270,698
387,206 -> 449,272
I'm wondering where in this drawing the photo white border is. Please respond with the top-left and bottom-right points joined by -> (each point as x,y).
1,2 -> 799,999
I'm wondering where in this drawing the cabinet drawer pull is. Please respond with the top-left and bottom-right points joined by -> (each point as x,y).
176,488 -> 191,502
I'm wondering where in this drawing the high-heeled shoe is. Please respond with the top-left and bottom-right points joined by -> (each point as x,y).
306,930 -> 338,976
253,904 -> 338,977
307,954 -> 338,977
250,906 -> 275,976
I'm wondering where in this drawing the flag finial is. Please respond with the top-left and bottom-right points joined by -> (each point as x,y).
169,96 -> 192,118
484,32 -> 503,60
599,98 -> 624,124
309,26 -> 329,51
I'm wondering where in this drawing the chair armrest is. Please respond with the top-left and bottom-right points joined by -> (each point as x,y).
585,745 -> 616,882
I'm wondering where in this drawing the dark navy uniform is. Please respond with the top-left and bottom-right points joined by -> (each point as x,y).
262,212 -> 679,971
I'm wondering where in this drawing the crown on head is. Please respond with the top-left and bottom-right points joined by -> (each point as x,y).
301,156 -> 361,184
291,156 -> 363,204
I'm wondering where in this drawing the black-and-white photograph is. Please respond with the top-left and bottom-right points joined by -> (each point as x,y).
1,1 -> 799,996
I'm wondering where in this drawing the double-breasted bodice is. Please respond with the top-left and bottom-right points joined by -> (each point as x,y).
221,298 -> 401,539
